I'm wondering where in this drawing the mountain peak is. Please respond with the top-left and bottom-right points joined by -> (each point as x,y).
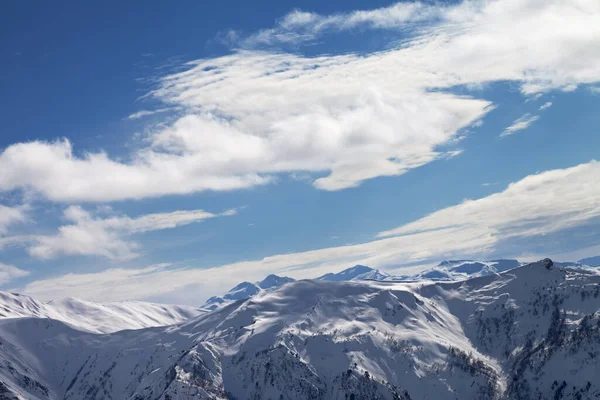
317,265 -> 380,282
223,282 -> 260,301
258,274 -> 295,289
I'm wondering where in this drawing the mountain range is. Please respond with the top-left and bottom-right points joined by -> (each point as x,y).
200,258 -> 594,311
0,292 -> 205,334
0,258 -> 599,399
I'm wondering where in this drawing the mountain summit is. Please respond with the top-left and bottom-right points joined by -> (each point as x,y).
203,274 -> 295,310
316,264 -> 389,281
258,274 -> 295,289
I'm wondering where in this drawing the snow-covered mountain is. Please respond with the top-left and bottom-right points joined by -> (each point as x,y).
0,291 -> 205,334
1,259 -> 599,399
202,266 -> 389,311
201,261 -> 528,312
202,274 -> 295,310
393,259 -> 527,281
316,264 -> 390,281
258,274 -> 295,289
204,259 -> 599,312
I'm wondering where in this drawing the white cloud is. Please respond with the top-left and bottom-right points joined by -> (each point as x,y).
378,160 -> 600,240
0,263 -> 29,286
126,107 -> 178,120
538,101 -> 553,111
241,3 -> 442,46
0,205 -> 26,235
19,161 -> 600,302
241,0 -> 600,94
25,206 -> 233,260
500,113 -> 539,137
0,0 -> 598,202
0,139 -> 271,202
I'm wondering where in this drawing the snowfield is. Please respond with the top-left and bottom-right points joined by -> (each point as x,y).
0,259 -> 599,399
0,292 -> 205,334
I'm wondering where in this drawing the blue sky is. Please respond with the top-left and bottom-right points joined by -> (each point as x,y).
1,0 -> 599,304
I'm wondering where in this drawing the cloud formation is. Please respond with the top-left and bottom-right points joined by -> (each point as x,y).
0,263 -> 29,286
240,2 -> 442,46
19,160 -> 600,302
0,0 -> 598,202
0,205 -> 26,236
500,113 -> 540,137
18,207 -> 233,260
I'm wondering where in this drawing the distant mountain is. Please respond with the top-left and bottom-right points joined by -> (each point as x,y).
2,259 -> 600,399
258,274 -> 295,289
316,264 -> 390,281
203,261 -> 530,311
203,274 -> 295,310
580,255 -> 600,267
396,259 -> 526,281
203,266 -> 391,311
0,291 -> 204,334
201,258 -> 597,312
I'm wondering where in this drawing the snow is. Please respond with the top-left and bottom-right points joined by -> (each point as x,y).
316,264 -> 382,281
258,274 -> 295,289
0,291 -> 205,334
202,273 -> 295,310
1,259 -> 599,399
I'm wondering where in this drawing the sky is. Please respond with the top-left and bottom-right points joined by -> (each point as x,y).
1,0 -> 599,304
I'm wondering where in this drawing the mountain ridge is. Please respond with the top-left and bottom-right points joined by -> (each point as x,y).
0,291 -> 205,334
1,259 -> 599,399
200,259 -> 550,310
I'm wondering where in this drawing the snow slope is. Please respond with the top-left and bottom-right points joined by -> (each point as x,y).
0,291 -> 204,334
202,266 -> 390,311
202,274 -> 295,310
0,259 -> 599,399
203,261 -> 527,312
316,264 -> 390,281
393,259 -> 527,282
202,261 -> 530,312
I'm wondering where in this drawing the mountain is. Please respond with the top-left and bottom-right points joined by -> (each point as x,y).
200,259 -> 595,312
202,266 -> 388,311
1,259 -> 599,399
316,264 -> 390,281
389,259 -> 526,282
258,274 -> 295,289
202,261 -> 525,311
580,255 -> 600,267
0,291 -> 205,334
202,274 -> 294,310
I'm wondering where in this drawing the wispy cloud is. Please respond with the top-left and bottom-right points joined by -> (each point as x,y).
538,101 -> 553,111
240,3 -> 442,47
0,205 -> 27,235
0,0 -> 598,202
19,161 -> 600,302
126,107 -> 177,120
0,263 -> 29,286
10,207 -> 236,261
500,113 -> 539,137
